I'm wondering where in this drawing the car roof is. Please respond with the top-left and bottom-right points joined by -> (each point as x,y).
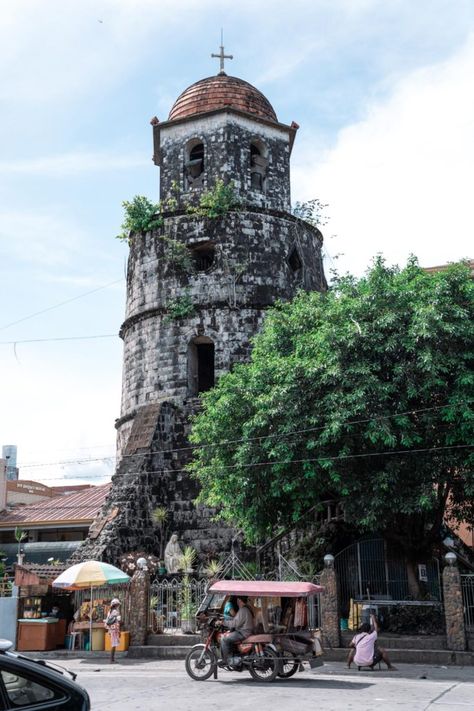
0,649 -> 84,693
208,580 -> 324,597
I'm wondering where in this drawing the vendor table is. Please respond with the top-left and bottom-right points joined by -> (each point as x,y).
17,618 -> 66,651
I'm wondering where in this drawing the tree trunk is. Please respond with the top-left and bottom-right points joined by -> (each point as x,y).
406,559 -> 422,598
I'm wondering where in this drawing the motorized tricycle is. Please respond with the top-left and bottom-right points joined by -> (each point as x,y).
185,580 -> 325,683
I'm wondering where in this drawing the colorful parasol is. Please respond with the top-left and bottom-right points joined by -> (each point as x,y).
52,561 -> 130,652
52,560 -> 130,590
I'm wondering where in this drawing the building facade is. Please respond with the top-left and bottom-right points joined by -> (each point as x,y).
2,445 -> 19,481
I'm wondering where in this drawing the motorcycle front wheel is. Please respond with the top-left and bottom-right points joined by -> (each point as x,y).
248,648 -> 280,683
185,644 -> 216,681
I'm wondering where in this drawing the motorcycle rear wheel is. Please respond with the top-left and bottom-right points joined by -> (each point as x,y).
278,652 -> 299,678
248,648 -> 280,683
185,644 -> 216,681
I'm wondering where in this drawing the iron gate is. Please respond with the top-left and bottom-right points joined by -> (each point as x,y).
461,574 -> 474,629
335,538 -> 441,618
149,577 -> 208,633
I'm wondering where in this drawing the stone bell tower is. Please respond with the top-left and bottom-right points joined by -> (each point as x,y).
78,53 -> 327,564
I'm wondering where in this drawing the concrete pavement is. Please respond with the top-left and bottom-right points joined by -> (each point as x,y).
59,658 -> 474,711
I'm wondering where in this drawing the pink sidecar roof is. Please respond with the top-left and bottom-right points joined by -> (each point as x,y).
208,580 -> 324,597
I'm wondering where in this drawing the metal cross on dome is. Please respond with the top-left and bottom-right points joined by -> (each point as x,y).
211,32 -> 233,75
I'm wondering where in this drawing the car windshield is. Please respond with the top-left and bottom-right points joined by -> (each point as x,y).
197,593 -> 226,615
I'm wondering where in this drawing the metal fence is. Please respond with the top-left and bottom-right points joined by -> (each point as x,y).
148,551 -> 322,633
149,577 -> 208,633
335,538 -> 441,618
461,574 -> 474,629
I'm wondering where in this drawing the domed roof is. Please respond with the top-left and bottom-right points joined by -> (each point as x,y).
168,74 -> 278,123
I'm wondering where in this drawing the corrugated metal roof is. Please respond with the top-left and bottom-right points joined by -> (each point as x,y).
0,541 -> 81,567
16,562 -> 69,581
0,483 -> 111,527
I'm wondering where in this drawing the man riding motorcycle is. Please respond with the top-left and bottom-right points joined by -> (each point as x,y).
219,595 -> 254,665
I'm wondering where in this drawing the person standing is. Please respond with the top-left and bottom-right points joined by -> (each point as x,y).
104,598 -> 121,664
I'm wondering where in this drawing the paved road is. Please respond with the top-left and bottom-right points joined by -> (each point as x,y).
61,658 -> 474,711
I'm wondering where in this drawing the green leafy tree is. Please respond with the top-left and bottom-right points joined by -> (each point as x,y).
15,527 -> 27,562
116,195 -> 163,241
189,258 -> 474,593
187,179 -> 240,218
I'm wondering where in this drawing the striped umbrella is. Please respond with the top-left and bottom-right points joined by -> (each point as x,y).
52,560 -> 130,590
53,561 -> 130,651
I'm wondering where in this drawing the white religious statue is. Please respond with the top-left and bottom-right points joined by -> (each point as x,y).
164,533 -> 183,574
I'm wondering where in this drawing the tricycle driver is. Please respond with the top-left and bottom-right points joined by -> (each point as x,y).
219,595 -> 254,665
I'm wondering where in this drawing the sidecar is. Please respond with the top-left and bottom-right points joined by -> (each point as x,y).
196,580 -> 325,679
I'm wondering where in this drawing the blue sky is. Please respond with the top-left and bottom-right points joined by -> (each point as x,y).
1,0 -> 473,486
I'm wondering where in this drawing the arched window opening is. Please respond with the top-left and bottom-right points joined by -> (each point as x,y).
288,246 -> 302,273
188,337 -> 215,396
250,140 -> 268,192
185,140 -> 205,189
189,241 -> 215,272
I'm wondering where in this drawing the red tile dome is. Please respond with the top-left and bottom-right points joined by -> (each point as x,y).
168,74 -> 278,123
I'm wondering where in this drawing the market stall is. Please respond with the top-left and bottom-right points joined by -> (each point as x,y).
14,563 -> 71,651
53,560 -> 130,653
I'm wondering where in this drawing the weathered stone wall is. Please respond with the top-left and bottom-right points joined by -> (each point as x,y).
159,113 -> 292,211
129,568 -> 150,647
123,211 -> 324,320
75,400 -> 234,564
442,562 -> 467,651
320,563 -> 341,648
117,209 -> 325,455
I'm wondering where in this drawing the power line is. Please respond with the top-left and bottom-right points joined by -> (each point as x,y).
20,442 -> 474,483
0,278 -> 124,332
0,334 -> 117,345
19,399 -> 473,470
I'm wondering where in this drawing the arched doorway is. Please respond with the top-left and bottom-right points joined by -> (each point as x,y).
188,336 -> 215,396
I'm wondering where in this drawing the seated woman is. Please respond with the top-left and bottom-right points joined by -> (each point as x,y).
347,614 -> 396,670
223,596 -> 237,621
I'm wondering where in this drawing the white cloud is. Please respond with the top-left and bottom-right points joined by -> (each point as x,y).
0,341 -> 121,487
0,0 -> 215,105
0,211 -> 86,267
292,34 -> 474,274
0,151 -> 147,176
254,41 -> 321,86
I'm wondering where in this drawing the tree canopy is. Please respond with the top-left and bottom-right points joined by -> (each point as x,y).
189,258 -> 474,561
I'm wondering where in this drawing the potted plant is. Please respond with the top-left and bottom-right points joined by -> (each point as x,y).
179,546 -> 197,574
180,586 -> 197,633
204,558 -> 222,583
179,547 -> 197,633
